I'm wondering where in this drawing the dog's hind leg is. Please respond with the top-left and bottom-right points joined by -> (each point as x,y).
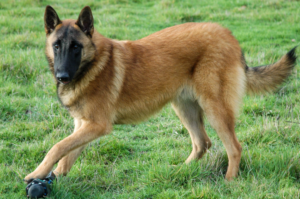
172,91 -> 212,163
193,63 -> 245,180
198,97 -> 242,180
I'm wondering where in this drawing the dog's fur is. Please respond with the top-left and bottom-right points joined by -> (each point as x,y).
25,6 -> 297,182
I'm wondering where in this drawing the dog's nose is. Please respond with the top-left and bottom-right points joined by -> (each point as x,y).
56,72 -> 70,83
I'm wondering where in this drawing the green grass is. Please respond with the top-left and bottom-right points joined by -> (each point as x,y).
1,0 -> 300,198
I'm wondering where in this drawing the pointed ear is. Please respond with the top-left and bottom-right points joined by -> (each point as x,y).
44,5 -> 62,35
76,6 -> 94,37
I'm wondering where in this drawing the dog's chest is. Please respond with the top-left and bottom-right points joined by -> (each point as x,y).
57,85 -> 79,108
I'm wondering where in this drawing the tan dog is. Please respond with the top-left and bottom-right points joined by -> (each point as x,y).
24,5 -> 296,182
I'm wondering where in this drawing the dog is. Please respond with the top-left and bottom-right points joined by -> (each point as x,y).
24,5 -> 296,183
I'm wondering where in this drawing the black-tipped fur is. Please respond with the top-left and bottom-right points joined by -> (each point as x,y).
246,47 -> 297,94
286,46 -> 297,66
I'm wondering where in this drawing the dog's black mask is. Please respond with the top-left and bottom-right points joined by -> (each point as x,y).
53,27 -> 83,85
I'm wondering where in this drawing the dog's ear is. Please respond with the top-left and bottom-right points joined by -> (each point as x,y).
76,6 -> 94,37
44,5 -> 62,35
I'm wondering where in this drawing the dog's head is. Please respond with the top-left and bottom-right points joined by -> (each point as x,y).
44,6 -> 95,84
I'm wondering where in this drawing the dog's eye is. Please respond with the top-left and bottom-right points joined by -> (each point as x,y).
54,44 -> 59,49
73,45 -> 78,49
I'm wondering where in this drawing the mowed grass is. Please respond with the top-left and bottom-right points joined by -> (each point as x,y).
0,0 -> 300,198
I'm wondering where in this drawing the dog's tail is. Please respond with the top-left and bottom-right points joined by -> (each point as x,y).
245,47 -> 297,94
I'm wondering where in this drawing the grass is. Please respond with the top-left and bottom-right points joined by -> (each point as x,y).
0,0 -> 300,198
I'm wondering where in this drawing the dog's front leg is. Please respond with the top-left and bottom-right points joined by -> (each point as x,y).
53,145 -> 86,176
24,120 -> 111,182
54,118 -> 86,176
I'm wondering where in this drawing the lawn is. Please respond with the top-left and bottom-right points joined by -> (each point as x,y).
0,0 -> 300,198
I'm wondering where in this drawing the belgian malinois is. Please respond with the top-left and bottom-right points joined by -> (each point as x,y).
24,5 -> 296,182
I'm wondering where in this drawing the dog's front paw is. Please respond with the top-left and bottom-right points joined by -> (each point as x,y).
24,170 -> 49,184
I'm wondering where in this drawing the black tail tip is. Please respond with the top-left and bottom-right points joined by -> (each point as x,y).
287,46 -> 297,64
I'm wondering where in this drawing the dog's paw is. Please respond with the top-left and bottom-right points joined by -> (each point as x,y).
23,178 -> 34,184
24,171 -> 48,184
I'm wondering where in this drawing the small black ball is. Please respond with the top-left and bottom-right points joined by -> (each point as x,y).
27,184 -> 45,198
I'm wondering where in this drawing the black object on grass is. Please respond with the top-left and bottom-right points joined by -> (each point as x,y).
26,171 -> 55,198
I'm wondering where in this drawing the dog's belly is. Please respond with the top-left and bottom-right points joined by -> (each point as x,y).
113,85 -> 196,124
114,92 -> 175,124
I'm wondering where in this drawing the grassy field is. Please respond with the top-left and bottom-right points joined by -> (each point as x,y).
1,0 -> 300,198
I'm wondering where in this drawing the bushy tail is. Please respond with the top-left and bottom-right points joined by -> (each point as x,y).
246,47 -> 297,94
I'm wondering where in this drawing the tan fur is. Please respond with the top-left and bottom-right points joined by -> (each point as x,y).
246,53 -> 296,94
25,17 -> 296,182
